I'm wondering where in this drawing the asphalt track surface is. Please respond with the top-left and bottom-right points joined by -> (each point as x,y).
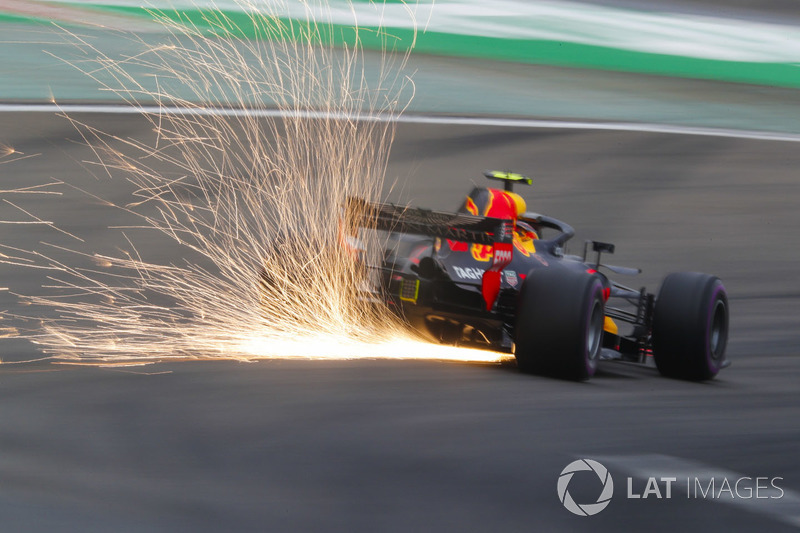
1,112 -> 800,532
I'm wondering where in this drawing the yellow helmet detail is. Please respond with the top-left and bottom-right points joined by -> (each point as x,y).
506,192 -> 527,217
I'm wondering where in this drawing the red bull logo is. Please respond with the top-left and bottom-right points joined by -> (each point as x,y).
471,243 -> 493,262
513,235 -> 532,257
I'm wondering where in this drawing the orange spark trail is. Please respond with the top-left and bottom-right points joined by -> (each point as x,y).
1,1 -> 507,365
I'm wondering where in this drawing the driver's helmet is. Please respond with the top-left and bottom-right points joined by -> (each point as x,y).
460,187 -> 526,220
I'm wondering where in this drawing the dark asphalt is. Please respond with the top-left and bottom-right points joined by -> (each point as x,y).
1,112 -> 799,532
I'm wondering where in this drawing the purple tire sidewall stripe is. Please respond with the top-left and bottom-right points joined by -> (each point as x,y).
585,280 -> 604,376
705,283 -> 727,372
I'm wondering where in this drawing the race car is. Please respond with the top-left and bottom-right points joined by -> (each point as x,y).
344,170 -> 729,381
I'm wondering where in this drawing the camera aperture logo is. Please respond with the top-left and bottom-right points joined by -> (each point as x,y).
557,459 -> 614,516
558,457 -> 787,518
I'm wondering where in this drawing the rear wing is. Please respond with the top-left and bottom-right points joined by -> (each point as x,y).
344,199 -> 576,254
344,197 -> 513,311
344,197 -> 507,245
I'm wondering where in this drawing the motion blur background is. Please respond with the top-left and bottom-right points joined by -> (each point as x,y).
1,1 -> 799,531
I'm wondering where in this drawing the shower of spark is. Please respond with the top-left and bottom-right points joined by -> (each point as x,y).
0,144 -> 40,166
1,0 -> 508,364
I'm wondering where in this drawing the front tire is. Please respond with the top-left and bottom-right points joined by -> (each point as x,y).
652,272 -> 729,381
515,268 -> 605,381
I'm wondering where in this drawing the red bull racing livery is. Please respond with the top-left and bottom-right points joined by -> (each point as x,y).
345,171 -> 730,381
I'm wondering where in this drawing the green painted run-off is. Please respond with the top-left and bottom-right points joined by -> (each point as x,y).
5,4 -> 800,89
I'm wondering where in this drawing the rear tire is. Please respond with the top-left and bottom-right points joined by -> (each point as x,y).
514,268 -> 605,381
652,272 -> 729,381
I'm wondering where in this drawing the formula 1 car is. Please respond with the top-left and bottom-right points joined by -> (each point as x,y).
345,171 -> 729,381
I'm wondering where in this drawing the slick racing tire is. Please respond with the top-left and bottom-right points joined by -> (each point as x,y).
652,272 -> 729,381
514,268 -> 605,381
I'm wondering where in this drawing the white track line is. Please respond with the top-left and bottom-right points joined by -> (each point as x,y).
3,103 -> 800,142
598,454 -> 800,528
